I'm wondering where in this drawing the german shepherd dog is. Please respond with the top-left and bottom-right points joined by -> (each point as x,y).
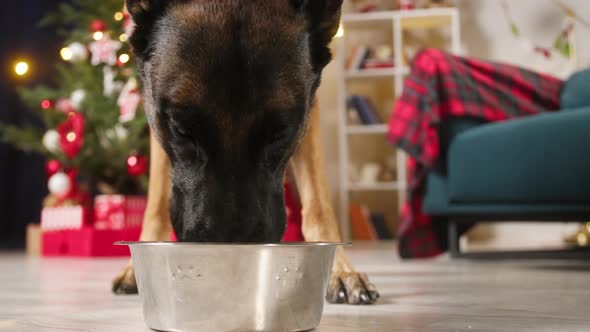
113,0 -> 379,305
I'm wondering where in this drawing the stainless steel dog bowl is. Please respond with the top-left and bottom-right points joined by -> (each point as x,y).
117,242 -> 348,332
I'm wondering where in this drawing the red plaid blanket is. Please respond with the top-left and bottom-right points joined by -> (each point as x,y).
388,49 -> 563,258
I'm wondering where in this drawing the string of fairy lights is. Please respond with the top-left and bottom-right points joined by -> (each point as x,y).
11,10 -> 132,80
11,8 -> 342,81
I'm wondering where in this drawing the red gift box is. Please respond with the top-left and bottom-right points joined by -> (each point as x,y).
41,205 -> 92,231
42,227 -> 141,257
94,195 -> 147,230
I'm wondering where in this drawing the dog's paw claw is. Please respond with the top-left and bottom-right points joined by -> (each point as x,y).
112,263 -> 139,295
326,272 -> 379,305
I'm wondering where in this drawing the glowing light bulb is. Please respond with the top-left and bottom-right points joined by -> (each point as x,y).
93,31 -> 104,41
14,61 -> 29,76
60,47 -> 73,61
335,24 -> 344,38
41,99 -> 52,110
66,132 -> 77,142
119,33 -> 128,42
114,11 -> 124,21
118,53 -> 130,64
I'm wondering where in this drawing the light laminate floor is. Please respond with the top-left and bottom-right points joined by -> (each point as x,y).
1,242 -> 589,332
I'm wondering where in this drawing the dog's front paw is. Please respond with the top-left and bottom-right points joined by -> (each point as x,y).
112,262 -> 138,294
326,271 -> 379,305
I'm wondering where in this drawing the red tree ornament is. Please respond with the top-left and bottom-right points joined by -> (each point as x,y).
127,154 -> 148,176
41,99 -> 53,110
57,112 -> 85,159
90,19 -> 107,32
45,160 -> 62,177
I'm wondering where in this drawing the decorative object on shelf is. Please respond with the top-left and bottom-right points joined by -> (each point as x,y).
358,163 -> 382,185
350,0 -> 395,13
399,0 -> 415,10
378,154 -> 397,182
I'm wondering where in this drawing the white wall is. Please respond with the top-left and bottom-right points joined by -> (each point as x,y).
458,0 -> 590,78
316,0 -> 590,224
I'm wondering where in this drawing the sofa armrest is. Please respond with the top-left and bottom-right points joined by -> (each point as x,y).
448,107 -> 590,203
561,68 -> 590,109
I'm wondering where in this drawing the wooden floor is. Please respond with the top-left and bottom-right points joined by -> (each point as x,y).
1,241 -> 589,331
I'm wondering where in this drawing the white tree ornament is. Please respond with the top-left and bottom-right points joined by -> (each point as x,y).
42,130 -> 61,153
89,36 -> 122,66
103,67 -> 124,97
118,78 -> 141,123
48,172 -> 71,196
70,89 -> 86,109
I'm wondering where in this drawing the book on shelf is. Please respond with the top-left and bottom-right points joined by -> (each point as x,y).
347,95 -> 383,125
370,213 -> 393,240
349,204 -> 377,240
349,205 -> 393,241
346,46 -> 395,72
346,46 -> 370,71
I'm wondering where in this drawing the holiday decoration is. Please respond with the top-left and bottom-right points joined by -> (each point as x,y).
55,98 -> 76,114
70,89 -> 86,109
48,172 -> 72,197
57,112 -> 85,158
66,42 -> 89,62
103,66 -> 124,97
94,195 -> 146,230
89,35 -> 122,66
118,78 -> 141,122
127,154 -> 148,176
41,99 -> 52,110
42,130 -> 61,153
45,160 -> 62,177
90,19 -> 107,32
0,1 -> 149,204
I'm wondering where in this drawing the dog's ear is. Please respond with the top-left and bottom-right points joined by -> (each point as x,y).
297,0 -> 343,71
125,0 -> 170,56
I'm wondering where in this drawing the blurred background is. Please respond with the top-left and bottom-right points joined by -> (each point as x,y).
1,0 -> 590,257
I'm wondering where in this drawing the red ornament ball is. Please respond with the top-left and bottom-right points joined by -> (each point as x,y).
127,154 -> 148,176
41,99 -> 52,110
90,19 -> 107,32
45,160 -> 62,177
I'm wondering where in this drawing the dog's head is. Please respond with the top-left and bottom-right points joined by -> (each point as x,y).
126,0 -> 342,242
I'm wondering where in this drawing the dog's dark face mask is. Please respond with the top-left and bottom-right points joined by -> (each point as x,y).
126,0 -> 342,242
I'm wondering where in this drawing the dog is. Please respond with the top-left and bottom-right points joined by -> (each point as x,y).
112,0 -> 379,305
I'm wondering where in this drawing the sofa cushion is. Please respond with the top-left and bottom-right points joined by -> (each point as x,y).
561,68 -> 590,109
447,107 -> 590,204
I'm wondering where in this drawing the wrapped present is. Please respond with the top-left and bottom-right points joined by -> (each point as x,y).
42,227 -> 141,257
94,195 -> 147,230
41,205 -> 92,231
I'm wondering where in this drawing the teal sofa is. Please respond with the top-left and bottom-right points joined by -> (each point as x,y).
423,68 -> 590,258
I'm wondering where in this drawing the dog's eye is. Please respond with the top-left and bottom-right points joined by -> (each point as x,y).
174,124 -> 189,137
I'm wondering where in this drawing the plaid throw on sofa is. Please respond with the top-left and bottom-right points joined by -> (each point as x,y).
388,49 -> 564,258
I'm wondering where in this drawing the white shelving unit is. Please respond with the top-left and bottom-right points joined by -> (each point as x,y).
337,8 -> 461,240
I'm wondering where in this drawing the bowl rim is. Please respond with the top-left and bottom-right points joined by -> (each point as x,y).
115,241 -> 351,247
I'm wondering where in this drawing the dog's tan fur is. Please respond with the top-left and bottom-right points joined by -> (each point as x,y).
114,101 -> 378,303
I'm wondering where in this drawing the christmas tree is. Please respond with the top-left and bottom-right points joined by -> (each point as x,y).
1,0 -> 149,206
